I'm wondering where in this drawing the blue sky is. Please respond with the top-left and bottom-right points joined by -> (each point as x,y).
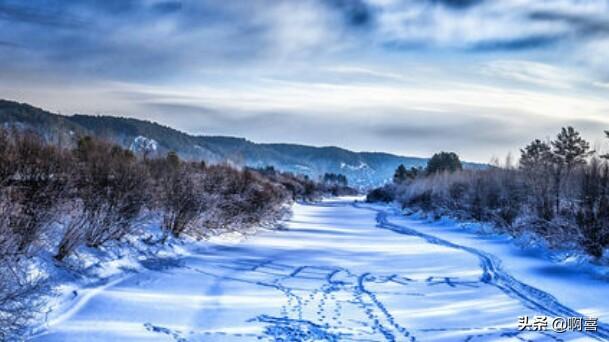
1,0 -> 609,161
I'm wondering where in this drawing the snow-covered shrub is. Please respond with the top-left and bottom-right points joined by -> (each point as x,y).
0,129 -> 60,337
0,131 -> 67,258
56,137 -> 149,260
2,131 -> 69,255
147,153 -> 205,239
247,166 -> 322,201
194,165 -> 290,234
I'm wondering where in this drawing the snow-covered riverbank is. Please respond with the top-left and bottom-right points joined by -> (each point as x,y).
31,198 -> 609,341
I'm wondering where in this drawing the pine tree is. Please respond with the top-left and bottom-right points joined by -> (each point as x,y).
551,126 -> 593,215
519,139 -> 553,170
552,126 -> 593,170
426,152 -> 462,175
393,164 -> 408,184
393,164 -> 421,184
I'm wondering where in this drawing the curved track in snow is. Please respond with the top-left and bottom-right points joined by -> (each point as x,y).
358,203 -> 609,341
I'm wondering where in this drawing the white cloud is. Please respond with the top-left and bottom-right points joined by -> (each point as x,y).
480,60 -> 583,89
323,65 -> 408,81
593,81 -> 609,89
577,38 -> 609,79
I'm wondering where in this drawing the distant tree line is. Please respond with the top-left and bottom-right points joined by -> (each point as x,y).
367,127 -> 609,259
252,167 -> 356,197
0,128 -> 349,338
321,172 -> 356,196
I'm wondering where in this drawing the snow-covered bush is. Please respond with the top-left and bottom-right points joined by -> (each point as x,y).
1,131 -> 69,255
0,129 -> 62,338
56,137 -> 149,260
194,166 -> 290,234
0,257 -> 46,340
147,153 -> 206,239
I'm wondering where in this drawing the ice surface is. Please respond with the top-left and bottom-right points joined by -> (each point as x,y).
31,198 -> 609,341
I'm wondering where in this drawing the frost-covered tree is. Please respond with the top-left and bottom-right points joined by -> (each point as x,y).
576,158 -> 609,258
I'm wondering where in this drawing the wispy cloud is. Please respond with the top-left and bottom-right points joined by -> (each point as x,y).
480,60 -> 583,89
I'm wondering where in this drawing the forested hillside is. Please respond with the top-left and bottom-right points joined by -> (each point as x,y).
0,99 -> 448,188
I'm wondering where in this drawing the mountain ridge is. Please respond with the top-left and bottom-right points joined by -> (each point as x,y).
0,99 -> 480,188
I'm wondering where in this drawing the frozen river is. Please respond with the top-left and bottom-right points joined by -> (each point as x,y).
33,198 -> 609,341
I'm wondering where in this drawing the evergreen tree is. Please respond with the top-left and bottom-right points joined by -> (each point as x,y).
393,164 -> 408,183
393,164 -> 420,183
519,139 -> 553,170
552,126 -> 593,170
426,152 -> 462,175
551,127 -> 593,214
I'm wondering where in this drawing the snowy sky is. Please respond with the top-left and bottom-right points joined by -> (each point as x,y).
1,0 -> 609,162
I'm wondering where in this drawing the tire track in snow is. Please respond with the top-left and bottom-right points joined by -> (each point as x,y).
355,202 -> 609,341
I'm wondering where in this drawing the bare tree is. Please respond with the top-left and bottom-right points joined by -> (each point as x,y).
576,158 -> 609,257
